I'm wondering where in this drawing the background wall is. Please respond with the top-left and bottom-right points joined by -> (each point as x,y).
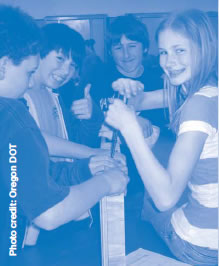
0,0 -> 218,19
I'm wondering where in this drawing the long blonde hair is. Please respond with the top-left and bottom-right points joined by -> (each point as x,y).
156,9 -> 218,133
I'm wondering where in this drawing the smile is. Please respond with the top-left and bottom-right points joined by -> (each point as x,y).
168,69 -> 185,78
52,74 -> 65,83
122,59 -> 135,63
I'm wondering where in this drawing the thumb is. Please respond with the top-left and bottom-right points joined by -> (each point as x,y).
84,83 -> 91,98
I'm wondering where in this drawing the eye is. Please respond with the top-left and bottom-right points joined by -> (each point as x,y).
56,56 -> 64,62
176,48 -> 185,54
113,45 -> 122,51
159,50 -> 167,55
129,44 -> 137,48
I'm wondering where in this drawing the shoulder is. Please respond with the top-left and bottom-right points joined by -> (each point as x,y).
179,86 -> 218,136
194,85 -> 218,98
25,87 -> 50,100
0,97 -> 40,140
182,86 -> 218,120
0,97 -> 33,126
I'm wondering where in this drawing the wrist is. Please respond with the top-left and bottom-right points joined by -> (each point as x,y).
120,119 -> 141,138
88,147 -> 98,157
93,173 -> 110,196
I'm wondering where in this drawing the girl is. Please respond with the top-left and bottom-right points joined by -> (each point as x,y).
106,9 -> 218,265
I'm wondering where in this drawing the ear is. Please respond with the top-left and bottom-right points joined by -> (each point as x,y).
0,56 -> 9,80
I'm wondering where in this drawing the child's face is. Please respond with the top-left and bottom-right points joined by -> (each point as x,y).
158,29 -> 194,86
2,55 -> 39,98
37,50 -> 76,89
111,35 -> 144,78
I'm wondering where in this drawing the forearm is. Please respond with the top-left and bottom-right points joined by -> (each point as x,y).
71,101 -> 104,147
121,123 -> 173,210
129,89 -> 167,111
42,131 -> 97,159
33,174 -> 109,230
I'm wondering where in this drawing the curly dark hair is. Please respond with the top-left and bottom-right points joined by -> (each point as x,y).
0,5 -> 41,65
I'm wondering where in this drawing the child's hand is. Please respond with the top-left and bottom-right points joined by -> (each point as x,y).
105,99 -> 138,133
113,152 -> 128,175
101,168 -> 129,196
89,155 -> 119,175
71,84 -> 92,119
112,78 -> 144,98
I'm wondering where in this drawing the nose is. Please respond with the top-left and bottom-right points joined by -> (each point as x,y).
122,46 -> 130,59
166,53 -> 177,68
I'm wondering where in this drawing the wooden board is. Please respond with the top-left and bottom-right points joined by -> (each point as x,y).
100,137 -> 126,266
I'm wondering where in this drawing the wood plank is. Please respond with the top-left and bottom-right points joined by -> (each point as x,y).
100,137 -> 126,266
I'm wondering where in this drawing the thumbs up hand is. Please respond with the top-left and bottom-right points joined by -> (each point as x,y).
71,84 -> 93,119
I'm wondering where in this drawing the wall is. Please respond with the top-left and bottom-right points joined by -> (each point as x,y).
0,0 -> 218,19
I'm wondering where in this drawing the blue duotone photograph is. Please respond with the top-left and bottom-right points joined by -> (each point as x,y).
0,0 -> 218,265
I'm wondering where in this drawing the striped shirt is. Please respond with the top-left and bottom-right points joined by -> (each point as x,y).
171,86 -> 218,250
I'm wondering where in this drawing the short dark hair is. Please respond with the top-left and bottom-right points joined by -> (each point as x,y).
0,5 -> 41,65
40,23 -> 85,68
107,15 -> 149,50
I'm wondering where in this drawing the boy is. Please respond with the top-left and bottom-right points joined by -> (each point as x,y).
0,5 -> 129,265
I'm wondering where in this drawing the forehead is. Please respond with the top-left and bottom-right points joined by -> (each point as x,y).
113,35 -> 141,46
158,29 -> 191,48
46,49 -> 73,61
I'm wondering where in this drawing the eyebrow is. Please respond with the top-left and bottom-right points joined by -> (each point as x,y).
113,40 -> 139,46
159,44 -> 187,52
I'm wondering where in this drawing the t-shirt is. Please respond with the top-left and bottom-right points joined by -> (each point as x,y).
89,61 -> 168,128
171,86 -> 218,250
25,87 -> 103,149
0,97 -> 70,257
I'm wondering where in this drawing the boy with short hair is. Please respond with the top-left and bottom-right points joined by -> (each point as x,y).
0,5 -> 129,264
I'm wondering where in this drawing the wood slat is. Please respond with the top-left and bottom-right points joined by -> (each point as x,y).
100,137 -> 126,266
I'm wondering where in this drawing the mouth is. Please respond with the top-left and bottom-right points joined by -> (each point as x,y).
122,58 -> 135,64
167,69 -> 185,78
52,74 -> 65,84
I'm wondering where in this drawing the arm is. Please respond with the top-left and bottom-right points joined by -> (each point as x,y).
42,131 -> 100,159
123,124 -> 206,210
4,118 -> 128,232
111,78 -> 167,111
70,93 -> 104,147
33,168 -> 129,230
105,98 -> 210,211
128,89 -> 167,111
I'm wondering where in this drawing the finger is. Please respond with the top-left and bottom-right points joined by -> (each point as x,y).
114,152 -> 126,163
90,156 -> 118,168
76,114 -> 90,119
112,80 -> 128,96
91,160 -> 116,168
84,84 -> 91,98
90,165 -> 105,175
73,106 -> 89,115
90,155 -> 114,162
72,99 -> 88,107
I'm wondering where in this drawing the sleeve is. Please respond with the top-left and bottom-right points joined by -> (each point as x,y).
178,94 -> 218,137
0,127 -> 70,221
50,158 -> 92,186
68,100 -> 104,148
